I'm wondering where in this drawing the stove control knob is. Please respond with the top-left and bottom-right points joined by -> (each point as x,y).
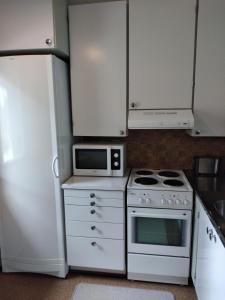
161,199 -> 165,205
139,198 -> 145,204
184,200 -> 188,206
146,198 -> 151,204
176,199 -> 180,205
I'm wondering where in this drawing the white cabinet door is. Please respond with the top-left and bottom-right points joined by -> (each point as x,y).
69,2 -> 127,137
129,0 -> 196,110
190,0 -> 225,136
195,201 -> 225,300
0,0 -> 68,56
0,55 -> 68,277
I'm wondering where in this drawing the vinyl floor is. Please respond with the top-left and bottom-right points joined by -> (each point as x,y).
0,271 -> 197,300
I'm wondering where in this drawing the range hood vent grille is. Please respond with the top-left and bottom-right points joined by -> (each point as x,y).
128,109 -> 194,129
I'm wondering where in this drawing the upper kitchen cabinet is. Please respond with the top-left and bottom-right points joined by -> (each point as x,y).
189,0 -> 225,136
69,1 -> 127,137
0,0 -> 69,57
129,0 -> 196,111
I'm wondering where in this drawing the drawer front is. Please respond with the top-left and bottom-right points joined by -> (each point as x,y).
64,196 -> 123,208
67,236 -> 125,271
64,190 -> 123,199
66,221 -> 124,239
65,205 -> 124,223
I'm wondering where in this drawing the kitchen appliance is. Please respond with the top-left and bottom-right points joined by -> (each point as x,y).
0,55 -> 72,277
128,109 -> 194,129
193,156 -> 222,177
127,169 -> 193,285
73,143 -> 126,177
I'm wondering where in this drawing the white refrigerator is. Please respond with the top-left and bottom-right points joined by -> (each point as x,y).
0,55 -> 72,278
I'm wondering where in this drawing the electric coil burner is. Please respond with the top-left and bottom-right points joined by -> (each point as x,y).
163,179 -> 184,187
127,169 -> 193,286
158,170 -> 180,178
135,177 -> 158,185
136,170 -> 154,176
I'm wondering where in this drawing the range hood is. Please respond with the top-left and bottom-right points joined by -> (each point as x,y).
128,109 -> 194,129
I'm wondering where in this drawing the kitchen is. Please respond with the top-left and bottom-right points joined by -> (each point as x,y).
0,0 -> 225,300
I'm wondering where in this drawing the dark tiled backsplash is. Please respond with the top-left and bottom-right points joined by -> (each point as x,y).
78,130 -> 225,170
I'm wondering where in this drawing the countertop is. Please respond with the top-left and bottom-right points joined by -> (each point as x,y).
186,170 -> 225,247
62,169 -> 130,191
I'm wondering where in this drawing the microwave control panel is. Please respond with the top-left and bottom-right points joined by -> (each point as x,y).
111,149 -> 121,170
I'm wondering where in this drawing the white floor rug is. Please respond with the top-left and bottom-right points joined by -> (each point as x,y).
71,283 -> 175,300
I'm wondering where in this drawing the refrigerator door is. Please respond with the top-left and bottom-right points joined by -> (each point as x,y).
0,55 -> 71,277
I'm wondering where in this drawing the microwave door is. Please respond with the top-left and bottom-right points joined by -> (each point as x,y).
107,147 -> 112,176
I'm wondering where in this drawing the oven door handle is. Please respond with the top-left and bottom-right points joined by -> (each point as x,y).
130,211 -> 190,220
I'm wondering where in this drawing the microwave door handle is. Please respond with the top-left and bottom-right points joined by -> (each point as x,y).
107,148 -> 112,176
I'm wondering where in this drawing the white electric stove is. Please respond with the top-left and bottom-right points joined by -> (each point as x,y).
127,169 -> 193,285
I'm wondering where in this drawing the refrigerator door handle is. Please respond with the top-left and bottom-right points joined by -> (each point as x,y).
52,156 -> 60,178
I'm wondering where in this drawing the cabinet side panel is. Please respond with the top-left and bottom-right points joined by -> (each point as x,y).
53,0 -> 69,56
191,0 -> 225,136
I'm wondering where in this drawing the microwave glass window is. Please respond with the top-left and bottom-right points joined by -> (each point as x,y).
75,149 -> 107,170
134,217 -> 186,247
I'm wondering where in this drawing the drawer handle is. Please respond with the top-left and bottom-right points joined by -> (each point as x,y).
91,226 -> 96,231
90,209 -> 96,215
90,201 -> 96,206
91,242 -> 97,247
206,227 -> 213,235
90,193 -> 95,198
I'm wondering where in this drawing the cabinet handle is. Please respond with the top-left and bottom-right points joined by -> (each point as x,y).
90,209 -> 96,215
90,201 -> 96,206
209,232 -> 213,241
206,227 -> 213,235
195,130 -> 201,135
45,38 -> 52,46
91,242 -> 97,247
131,102 -> 136,108
91,226 -> 96,231
120,130 -> 125,136
90,193 -> 95,198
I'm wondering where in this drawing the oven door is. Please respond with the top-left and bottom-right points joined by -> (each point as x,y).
128,207 -> 192,257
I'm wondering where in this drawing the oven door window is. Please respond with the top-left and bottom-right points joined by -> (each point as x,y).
135,217 -> 186,247
75,149 -> 107,170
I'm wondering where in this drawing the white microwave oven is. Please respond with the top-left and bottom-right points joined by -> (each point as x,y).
73,143 -> 126,177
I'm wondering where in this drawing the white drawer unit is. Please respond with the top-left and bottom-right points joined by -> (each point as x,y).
67,236 -> 125,272
65,205 -> 124,224
62,174 -> 129,274
65,196 -> 123,208
66,221 -> 124,240
128,254 -> 190,285
64,189 -> 123,200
